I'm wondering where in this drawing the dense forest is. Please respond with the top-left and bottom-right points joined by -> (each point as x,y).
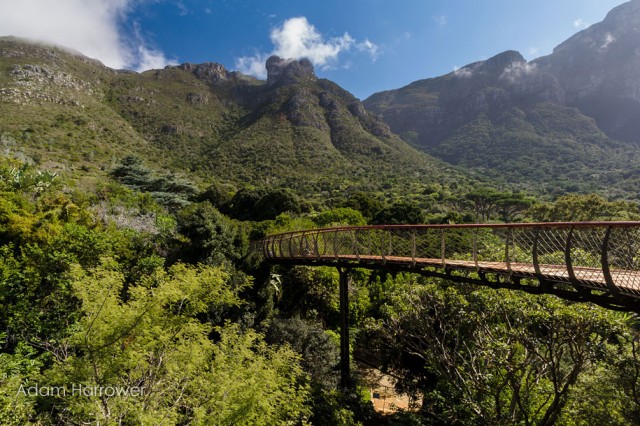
2,156 -> 640,425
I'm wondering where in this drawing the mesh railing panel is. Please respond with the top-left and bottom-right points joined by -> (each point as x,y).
570,227 -> 606,286
261,222 -> 640,298
608,227 -> 640,292
414,228 -> 442,260
535,227 -> 570,279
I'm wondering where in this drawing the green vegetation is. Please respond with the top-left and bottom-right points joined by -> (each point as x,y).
433,106 -> 640,198
0,159 -> 311,424
362,275 -> 640,425
365,60 -> 640,199
0,36 -> 479,209
4,36 -> 640,425
2,157 -> 640,424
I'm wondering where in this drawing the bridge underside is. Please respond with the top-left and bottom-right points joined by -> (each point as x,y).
269,256 -> 640,312
260,223 -> 640,390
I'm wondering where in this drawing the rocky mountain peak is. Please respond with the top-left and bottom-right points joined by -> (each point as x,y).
446,50 -> 559,102
174,62 -> 232,84
601,0 -> 640,32
551,0 -> 640,56
266,56 -> 316,87
450,50 -> 530,86
524,0 -> 640,142
482,50 -> 526,72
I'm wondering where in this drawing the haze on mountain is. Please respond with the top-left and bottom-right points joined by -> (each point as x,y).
365,0 -> 640,198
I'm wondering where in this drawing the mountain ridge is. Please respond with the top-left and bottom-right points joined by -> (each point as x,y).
0,36 -> 476,205
364,0 -> 640,198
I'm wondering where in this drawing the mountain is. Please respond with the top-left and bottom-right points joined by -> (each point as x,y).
535,0 -> 640,143
0,37 -> 474,203
364,0 -> 640,198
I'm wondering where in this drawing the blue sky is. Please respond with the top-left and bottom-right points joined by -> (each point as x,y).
0,0 -> 629,99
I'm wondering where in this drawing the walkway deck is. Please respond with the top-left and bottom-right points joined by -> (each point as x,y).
258,222 -> 640,311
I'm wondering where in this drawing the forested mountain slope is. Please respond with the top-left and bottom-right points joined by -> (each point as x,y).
0,37 -> 474,202
364,0 -> 640,198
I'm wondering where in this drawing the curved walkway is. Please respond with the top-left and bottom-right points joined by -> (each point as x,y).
258,222 -> 640,311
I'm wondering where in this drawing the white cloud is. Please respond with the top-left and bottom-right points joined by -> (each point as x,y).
0,0 -> 174,71
236,53 -> 270,77
528,47 -> 539,56
600,32 -> 616,51
356,39 -> 381,61
453,66 -> 473,78
270,17 -> 352,66
136,44 -> 175,70
573,18 -> 589,29
235,16 -> 380,78
176,1 -> 189,16
432,14 -> 447,28
500,61 -> 537,83
131,21 -> 177,71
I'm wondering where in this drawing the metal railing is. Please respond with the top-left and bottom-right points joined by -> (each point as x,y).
259,222 -> 640,302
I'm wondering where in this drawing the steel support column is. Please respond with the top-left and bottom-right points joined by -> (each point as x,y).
338,267 -> 351,389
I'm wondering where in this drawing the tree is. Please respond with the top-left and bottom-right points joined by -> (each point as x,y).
465,188 -> 504,222
10,260 -> 312,425
110,156 -> 198,208
528,193 -> 640,222
266,317 -> 340,389
176,202 -> 247,265
371,201 -> 424,225
341,192 -> 384,220
254,188 -> 302,221
228,188 -> 266,221
109,156 -> 153,189
197,182 -> 234,211
495,192 -> 536,222
314,207 -> 366,227
368,276 -> 626,425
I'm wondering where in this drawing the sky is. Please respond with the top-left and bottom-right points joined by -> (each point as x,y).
0,0 -> 629,99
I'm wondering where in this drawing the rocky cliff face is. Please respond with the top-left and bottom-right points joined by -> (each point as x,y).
363,0 -> 640,196
174,62 -> 235,85
365,49 -> 565,147
266,55 -> 316,87
365,0 -> 640,146
0,38 -> 450,195
439,50 -> 565,118
536,0 -> 640,102
532,0 -> 640,142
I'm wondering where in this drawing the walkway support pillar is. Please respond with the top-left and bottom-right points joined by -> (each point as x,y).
338,267 -> 351,389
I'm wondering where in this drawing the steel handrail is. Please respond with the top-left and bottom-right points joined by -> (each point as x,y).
257,222 -> 640,310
